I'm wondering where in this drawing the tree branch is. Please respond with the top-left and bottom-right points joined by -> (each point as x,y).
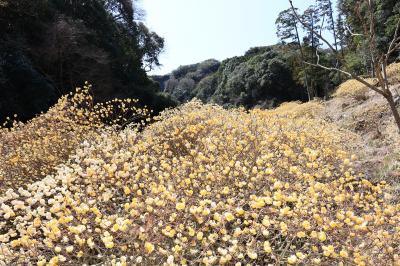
387,18 -> 400,59
345,25 -> 363,37
303,61 -> 384,95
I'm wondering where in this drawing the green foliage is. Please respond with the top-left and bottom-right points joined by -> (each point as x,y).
154,59 -> 221,103
0,0 -> 172,123
213,48 -> 304,107
339,0 -> 400,69
276,9 -> 300,45
156,46 -> 311,108
343,51 -> 366,75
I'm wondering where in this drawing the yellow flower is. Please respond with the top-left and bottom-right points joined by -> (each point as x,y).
263,241 -> 272,253
222,186 -> 230,194
176,202 -> 186,211
224,212 -> 235,222
105,242 -> 114,249
66,246 -> 74,253
302,220 -> 311,230
280,222 -> 288,233
262,216 -> 271,227
318,231 -> 327,242
297,231 -> 306,238
112,223 -> 120,232
173,244 -> 182,253
236,208 -> 245,216
123,186 -> 131,195
33,218 -> 41,228
247,250 -> 258,260
312,258 -> 321,264
37,259 -> 46,266
288,255 -> 298,264
197,232 -> 204,240
296,252 -> 306,260
144,242 -> 155,254
340,250 -> 348,258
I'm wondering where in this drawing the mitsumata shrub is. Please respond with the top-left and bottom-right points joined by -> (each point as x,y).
0,96 -> 399,265
333,78 -> 378,101
0,83 -> 150,193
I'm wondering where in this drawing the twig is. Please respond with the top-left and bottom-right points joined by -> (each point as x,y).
345,25 -> 363,37
387,18 -> 400,59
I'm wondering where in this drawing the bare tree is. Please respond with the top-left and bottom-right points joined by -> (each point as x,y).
289,0 -> 400,134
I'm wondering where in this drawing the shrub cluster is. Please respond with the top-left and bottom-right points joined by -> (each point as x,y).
268,101 -> 324,119
333,62 -> 400,101
0,97 -> 399,265
333,78 -> 378,101
0,83 -> 150,193
386,62 -> 400,85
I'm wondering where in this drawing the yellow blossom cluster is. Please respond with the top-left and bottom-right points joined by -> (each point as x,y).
0,83 -> 150,193
386,62 -> 400,85
0,99 -> 399,265
267,100 -> 324,119
333,78 -> 378,100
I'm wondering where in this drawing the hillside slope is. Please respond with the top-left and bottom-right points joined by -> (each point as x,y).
0,0 -> 173,123
1,86 -> 400,265
271,74 -> 400,198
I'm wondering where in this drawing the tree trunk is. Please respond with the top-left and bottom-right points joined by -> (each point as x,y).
385,93 -> 400,133
294,20 -> 312,101
328,0 -> 338,53
310,12 -> 316,99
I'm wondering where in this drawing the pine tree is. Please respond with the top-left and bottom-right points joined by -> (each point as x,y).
302,6 -> 321,97
276,8 -> 312,100
316,0 -> 338,54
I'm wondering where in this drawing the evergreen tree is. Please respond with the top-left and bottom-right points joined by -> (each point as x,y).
0,0 -> 172,122
276,9 -> 312,100
302,6 -> 321,97
316,0 -> 339,54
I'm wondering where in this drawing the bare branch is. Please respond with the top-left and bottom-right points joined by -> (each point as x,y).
345,25 -> 363,36
387,18 -> 400,59
303,61 -> 384,95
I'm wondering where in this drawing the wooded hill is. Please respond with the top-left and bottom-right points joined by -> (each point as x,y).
0,0 -> 175,124
152,45 -> 337,108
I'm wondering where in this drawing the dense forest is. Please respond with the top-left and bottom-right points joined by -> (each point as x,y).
0,0 -> 175,123
154,0 -> 400,108
152,45 -> 329,108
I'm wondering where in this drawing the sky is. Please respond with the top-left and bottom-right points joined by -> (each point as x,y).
141,0 -> 332,75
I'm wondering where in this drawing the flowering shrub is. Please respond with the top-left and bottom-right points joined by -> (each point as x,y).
269,101 -> 324,119
0,99 -> 399,265
333,62 -> 400,101
386,62 -> 400,85
333,78 -> 378,100
0,83 -> 150,193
